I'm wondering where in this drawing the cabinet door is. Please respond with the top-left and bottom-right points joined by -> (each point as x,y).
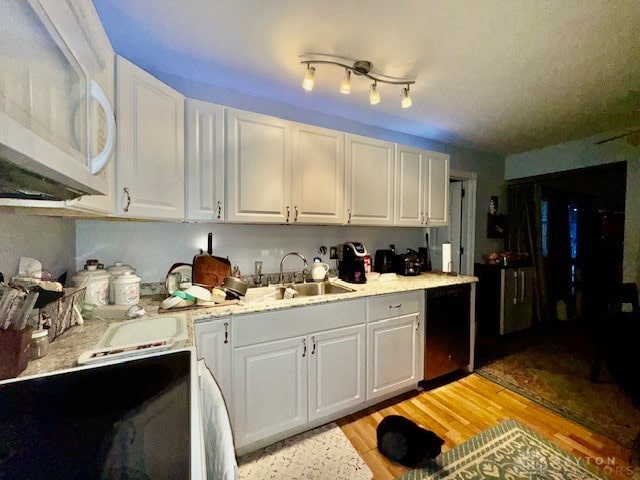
233,336 -> 307,448
308,325 -> 365,421
367,313 -> 421,401
185,99 -> 225,221
345,134 -> 394,225
291,124 -> 344,224
115,55 -> 184,219
226,108 -> 291,223
194,319 -> 232,415
394,145 -> 425,226
425,152 -> 450,226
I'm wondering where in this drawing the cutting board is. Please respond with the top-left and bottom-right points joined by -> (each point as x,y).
192,232 -> 231,288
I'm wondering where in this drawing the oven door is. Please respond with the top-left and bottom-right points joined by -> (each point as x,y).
0,348 -> 206,479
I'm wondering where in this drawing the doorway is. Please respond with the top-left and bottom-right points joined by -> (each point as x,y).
431,170 -> 476,275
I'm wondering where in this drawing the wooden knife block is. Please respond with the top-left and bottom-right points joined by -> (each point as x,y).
0,327 -> 33,379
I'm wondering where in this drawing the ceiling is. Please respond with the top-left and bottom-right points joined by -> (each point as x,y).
92,0 -> 640,155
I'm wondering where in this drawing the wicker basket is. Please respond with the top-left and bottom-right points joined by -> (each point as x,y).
41,287 -> 86,341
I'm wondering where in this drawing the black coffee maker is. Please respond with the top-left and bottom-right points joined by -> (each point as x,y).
337,242 -> 368,284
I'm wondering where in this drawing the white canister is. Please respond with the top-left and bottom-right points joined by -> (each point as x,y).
106,261 -> 136,304
71,265 -> 110,306
112,271 -> 141,306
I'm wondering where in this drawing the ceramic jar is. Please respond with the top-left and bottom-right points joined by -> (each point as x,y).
112,271 -> 141,306
71,264 -> 110,306
106,261 -> 136,304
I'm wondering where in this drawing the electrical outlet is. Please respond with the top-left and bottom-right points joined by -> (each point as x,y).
329,246 -> 338,259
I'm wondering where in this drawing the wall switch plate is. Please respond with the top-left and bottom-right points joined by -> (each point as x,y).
329,246 -> 338,259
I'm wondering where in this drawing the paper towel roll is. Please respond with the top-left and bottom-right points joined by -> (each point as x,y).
442,243 -> 452,273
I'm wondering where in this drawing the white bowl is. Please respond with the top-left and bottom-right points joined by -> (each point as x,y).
183,284 -> 211,301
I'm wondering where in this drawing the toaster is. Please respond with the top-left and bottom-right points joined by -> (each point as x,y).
393,250 -> 422,276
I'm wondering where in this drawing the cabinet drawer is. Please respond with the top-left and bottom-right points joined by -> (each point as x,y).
368,291 -> 422,321
233,299 -> 365,347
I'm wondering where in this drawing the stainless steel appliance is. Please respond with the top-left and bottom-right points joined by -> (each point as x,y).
0,348 -> 206,478
393,249 -> 422,276
337,242 -> 367,284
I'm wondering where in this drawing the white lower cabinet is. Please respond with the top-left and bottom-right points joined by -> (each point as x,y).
234,336 -> 307,447
366,292 -> 424,401
232,299 -> 365,450
308,324 -> 365,421
194,318 -> 232,416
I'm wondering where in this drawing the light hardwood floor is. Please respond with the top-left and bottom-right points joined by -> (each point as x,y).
337,373 -> 636,480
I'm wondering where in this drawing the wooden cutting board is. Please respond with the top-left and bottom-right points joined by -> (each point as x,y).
192,232 -> 231,288
192,254 -> 231,288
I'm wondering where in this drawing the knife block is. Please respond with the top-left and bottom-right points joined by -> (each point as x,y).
0,326 -> 33,379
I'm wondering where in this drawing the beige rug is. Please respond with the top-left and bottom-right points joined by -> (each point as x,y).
238,422 -> 372,479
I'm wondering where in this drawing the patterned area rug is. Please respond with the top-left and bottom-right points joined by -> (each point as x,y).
237,422 -> 372,479
397,419 -> 611,480
476,326 -> 640,448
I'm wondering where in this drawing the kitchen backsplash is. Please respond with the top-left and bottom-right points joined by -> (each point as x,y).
0,212 -> 76,280
76,221 -> 426,283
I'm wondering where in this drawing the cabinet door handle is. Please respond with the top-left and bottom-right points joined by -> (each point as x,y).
415,315 -> 420,330
302,338 -> 307,357
223,322 -> 229,344
286,206 -> 290,223
217,200 -> 222,219
123,187 -> 131,213
294,205 -> 299,222
425,215 -> 429,225
513,270 -> 519,305
311,336 -> 316,355
421,212 -> 425,225
347,209 -> 352,224
389,304 -> 402,309
520,270 -> 525,303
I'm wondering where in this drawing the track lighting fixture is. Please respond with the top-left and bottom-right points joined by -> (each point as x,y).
302,65 -> 316,91
340,69 -> 351,94
369,82 -> 380,105
300,54 -> 415,108
401,86 -> 412,108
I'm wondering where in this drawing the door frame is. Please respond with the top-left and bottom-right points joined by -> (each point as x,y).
450,170 -> 477,275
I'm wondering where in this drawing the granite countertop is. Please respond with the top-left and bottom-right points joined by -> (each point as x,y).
18,272 -> 475,377
20,296 -> 192,378
187,271 -> 477,323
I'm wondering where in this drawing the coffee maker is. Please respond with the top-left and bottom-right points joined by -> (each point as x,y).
337,242 -> 368,284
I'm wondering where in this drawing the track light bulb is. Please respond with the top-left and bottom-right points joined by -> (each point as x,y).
340,70 -> 351,94
302,66 -> 316,91
369,82 -> 380,105
401,86 -> 412,108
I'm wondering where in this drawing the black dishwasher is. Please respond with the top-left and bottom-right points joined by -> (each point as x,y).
424,284 -> 471,380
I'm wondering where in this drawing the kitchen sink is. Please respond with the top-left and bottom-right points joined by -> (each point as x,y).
284,281 -> 354,297
243,281 -> 355,302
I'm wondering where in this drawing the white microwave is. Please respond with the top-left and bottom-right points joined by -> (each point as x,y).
0,0 -> 116,201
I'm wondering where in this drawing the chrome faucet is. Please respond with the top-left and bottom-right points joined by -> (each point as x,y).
279,252 -> 308,284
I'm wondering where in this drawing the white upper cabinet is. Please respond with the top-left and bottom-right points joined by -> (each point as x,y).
115,55 -> 185,220
394,146 -> 451,227
425,152 -> 450,226
226,108 -> 291,223
345,134 -> 395,226
394,145 -> 425,226
291,124 -> 344,224
185,99 -> 225,222
0,0 -> 115,198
